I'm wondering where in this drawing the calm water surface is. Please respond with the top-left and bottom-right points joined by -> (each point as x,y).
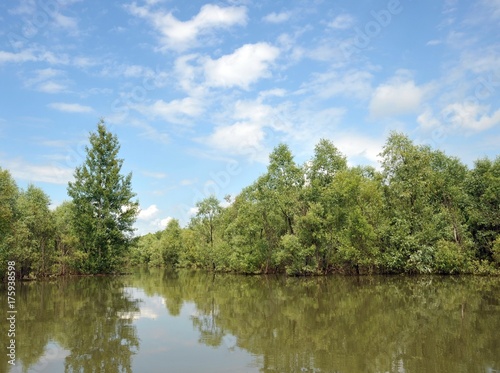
1,268 -> 499,373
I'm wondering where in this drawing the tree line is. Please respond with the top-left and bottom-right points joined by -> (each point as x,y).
134,132 -> 500,275
0,121 -> 138,279
1,123 -> 499,279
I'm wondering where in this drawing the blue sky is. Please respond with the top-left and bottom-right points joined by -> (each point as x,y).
0,0 -> 499,235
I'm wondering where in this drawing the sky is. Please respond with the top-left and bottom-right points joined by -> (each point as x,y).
0,0 -> 499,235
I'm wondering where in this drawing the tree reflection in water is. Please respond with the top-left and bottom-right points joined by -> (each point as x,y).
131,268 -> 500,373
1,269 -> 499,373
0,276 -> 140,373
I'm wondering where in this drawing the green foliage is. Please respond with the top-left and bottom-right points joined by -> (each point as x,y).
15,185 -> 56,277
164,134 -> 500,275
161,219 -> 183,266
492,236 -> 500,266
0,168 -> 18,279
67,120 -> 139,274
2,131 -> 499,279
53,202 -> 80,274
465,157 -> 500,260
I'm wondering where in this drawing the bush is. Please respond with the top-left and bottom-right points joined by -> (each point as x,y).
433,240 -> 468,274
492,236 -> 500,266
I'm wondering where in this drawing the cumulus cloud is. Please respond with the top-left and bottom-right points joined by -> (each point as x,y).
1,158 -> 73,184
369,72 -> 428,118
142,171 -> 167,179
417,102 -> 500,133
202,98 -> 281,160
328,13 -> 355,29
126,3 -> 247,51
0,50 -> 37,65
48,102 -> 93,113
205,122 -> 265,157
417,107 -> 441,130
204,42 -> 280,89
299,69 -> 373,100
136,97 -> 204,123
442,102 -> 500,131
333,133 -> 384,165
24,68 -> 70,93
262,11 -> 292,23
38,82 -> 68,93
138,204 -> 160,220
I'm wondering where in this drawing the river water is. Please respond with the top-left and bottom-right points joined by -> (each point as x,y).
1,268 -> 499,373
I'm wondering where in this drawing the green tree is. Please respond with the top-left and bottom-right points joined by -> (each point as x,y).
465,157 -> 500,262
380,132 -> 472,273
188,196 -> 223,269
299,139 -> 349,273
160,219 -> 183,266
53,201 -> 80,275
195,196 -> 222,249
67,120 -> 139,274
0,168 -> 19,279
3,185 -> 55,278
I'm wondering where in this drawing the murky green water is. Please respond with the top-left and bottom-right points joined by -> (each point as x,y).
1,269 -> 499,373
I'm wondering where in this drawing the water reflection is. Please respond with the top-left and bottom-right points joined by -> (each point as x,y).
129,269 -> 500,373
1,270 -> 499,373
0,277 -> 140,373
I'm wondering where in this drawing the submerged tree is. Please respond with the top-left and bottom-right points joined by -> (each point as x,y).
67,120 -> 139,274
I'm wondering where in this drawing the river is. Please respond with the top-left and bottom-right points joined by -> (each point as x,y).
1,268 -> 499,372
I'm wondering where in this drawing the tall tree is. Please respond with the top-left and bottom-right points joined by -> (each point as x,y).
0,168 -> 19,279
53,201 -> 79,275
466,156 -> 500,261
16,185 -> 55,277
67,120 -> 139,274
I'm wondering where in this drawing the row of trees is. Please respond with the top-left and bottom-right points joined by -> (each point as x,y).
0,121 -> 139,279
136,133 -> 500,275
2,125 -> 499,278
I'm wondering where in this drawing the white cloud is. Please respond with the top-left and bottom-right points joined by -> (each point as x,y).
137,97 -> 204,123
202,97 -> 282,160
417,103 -> 500,133
204,42 -> 280,89
426,39 -> 442,46
369,72 -> 428,118
23,68 -> 70,93
299,69 -> 373,100
262,11 -> 292,23
174,54 -> 205,95
205,122 -> 265,157
137,123 -> 170,145
159,217 -> 173,228
48,102 -> 93,113
0,50 -> 36,64
126,3 -> 247,51
417,107 -> 441,130
38,81 -> 67,93
258,88 -> 287,99
138,204 -> 160,220
442,102 -> 500,131
122,64 -> 150,78
1,158 -> 73,184
233,99 -> 273,122
333,133 -> 384,165
328,13 -> 355,29
142,171 -> 167,179
53,12 -> 78,31
180,178 -> 197,186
